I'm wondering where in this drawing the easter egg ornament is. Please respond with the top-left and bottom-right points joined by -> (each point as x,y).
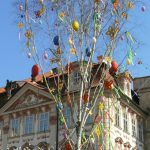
43,51 -> 48,60
31,64 -> 40,77
27,52 -> 32,58
31,64 -> 40,81
126,58 -> 131,65
19,5 -> 23,11
53,36 -> 59,46
141,5 -> 146,12
85,48 -> 91,57
111,60 -> 118,72
121,35 -> 125,41
72,20 -> 79,31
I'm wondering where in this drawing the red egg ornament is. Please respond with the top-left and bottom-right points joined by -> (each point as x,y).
65,143 -> 72,150
31,64 -> 40,77
104,80 -> 114,90
83,92 -> 89,104
111,61 -> 118,72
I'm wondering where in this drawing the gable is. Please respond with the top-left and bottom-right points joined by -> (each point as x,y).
5,90 -> 50,112
0,83 -> 53,115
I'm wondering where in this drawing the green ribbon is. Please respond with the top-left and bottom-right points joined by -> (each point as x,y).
126,31 -> 135,43
113,87 -> 121,98
93,12 -> 101,31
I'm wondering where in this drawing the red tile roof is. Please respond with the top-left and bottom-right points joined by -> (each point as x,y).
0,88 -> 6,94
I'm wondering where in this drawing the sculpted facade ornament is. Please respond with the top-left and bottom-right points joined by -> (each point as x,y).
6,90 -> 49,112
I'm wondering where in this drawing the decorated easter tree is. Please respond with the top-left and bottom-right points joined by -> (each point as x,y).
15,0 -> 145,149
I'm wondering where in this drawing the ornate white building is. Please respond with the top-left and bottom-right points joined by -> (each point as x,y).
0,64 -> 147,150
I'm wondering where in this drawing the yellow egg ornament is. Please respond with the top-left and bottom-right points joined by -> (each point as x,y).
126,58 -> 131,65
72,20 -> 79,31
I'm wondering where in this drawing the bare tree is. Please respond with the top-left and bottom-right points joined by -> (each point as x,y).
15,0 -> 144,149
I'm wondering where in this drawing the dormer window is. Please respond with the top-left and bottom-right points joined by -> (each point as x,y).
73,72 -> 81,84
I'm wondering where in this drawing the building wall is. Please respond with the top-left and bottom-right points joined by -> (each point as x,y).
102,95 -> 144,150
134,77 -> 150,150
0,74 -> 147,150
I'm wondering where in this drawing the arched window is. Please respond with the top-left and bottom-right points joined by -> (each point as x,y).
21,142 -> 34,150
115,137 -> 123,150
132,146 -> 139,150
37,142 -> 49,150
124,142 -> 131,150
9,146 -> 17,150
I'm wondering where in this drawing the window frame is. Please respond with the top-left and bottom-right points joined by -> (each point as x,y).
39,112 -> 49,132
10,118 -> 20,137
123,112 -> 128,132
24,115 -> 34,135
115,107 -> 120,127
138,122 -> 143,141
132,118 -> 136,137
73,72 -> 81,84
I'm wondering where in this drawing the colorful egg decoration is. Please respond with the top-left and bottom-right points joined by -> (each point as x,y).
57,102 -> 63,110
104,80 -> 114,90
126,58 -> 131,65
83,92 -> 89,104
53,35 -> 59,46
27,52 -> 32,58
121,35 -> 125,41
19,5 -> 23,11
43,51 -> 48,60
65,143 -> 72,150
31,64 -> 40,77
72,20 -> 79,31
141,5 -> 146,12
85,47 -> 91,57
111,60 -> 118,72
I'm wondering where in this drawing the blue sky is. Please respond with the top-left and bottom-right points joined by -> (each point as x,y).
0,0 -> 150,87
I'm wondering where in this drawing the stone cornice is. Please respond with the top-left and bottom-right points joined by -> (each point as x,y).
0,101 -> 54,116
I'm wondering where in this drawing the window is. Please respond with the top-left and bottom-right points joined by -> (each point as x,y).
123,112 -> 128,132
24,115 -> 34,134
39,112 -> 49,132
64,107 -> 72,127
115,108 -> 120,127
132,118 -> 136,137
138,122 -> 143,141
10,119 -> 19,136
73,72 -> 80,83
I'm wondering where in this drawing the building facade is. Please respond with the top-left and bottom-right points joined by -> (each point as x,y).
134,76 -> 150,150
0,65 -> 147,150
